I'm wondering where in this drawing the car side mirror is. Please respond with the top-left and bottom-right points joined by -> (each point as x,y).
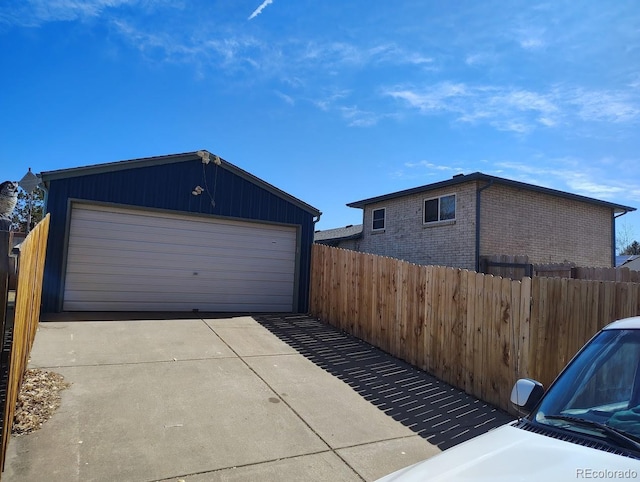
510,378 -> 544,415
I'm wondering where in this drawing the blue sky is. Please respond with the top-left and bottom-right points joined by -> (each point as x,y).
1,1 -> 639,250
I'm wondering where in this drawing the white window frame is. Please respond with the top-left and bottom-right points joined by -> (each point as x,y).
423,194 -> 456,224
372,207 -> 386,231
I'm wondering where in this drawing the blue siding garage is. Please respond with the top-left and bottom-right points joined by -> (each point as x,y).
40,151 -> 321,313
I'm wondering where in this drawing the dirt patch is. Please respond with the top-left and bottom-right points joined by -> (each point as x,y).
12,369 -> 70,436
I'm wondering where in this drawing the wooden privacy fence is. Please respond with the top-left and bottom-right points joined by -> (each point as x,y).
0,214 -> 50,474
482,254 -> 640,282
309,244 -> 640,414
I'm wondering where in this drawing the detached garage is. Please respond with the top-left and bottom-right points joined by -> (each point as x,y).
40,151 -> 321,314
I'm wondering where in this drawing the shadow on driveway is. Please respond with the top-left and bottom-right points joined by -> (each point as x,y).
255,313 -> 514,451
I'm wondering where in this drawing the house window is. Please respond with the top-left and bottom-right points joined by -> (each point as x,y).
372,208 -> 385,230
424,194 -> 456,223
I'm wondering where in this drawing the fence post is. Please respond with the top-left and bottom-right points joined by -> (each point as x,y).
0,227 -> 10,475
0,224 -> 10,356
0,229 -> 9,352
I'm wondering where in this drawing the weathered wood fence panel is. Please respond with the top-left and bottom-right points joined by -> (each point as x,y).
573,266 -> 640,282
481,254 -> 640,282
0,214 -> 50,474
309,244 -> 640,414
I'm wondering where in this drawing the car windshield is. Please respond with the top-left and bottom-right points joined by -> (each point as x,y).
533,329 -> 640,445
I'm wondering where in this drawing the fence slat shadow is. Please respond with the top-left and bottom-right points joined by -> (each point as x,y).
255,314 -> 514,450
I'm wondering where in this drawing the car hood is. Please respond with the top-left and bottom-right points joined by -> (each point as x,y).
378,423 -> 640,482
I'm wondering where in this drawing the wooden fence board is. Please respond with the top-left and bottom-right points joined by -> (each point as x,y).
488,275 -> 503,406
517,277 -> 531,379
556,279 -> 569,372
422,266 -> 435,373
381,257 -> 393,354
472,271 -> 485,399
394,261 -> 406,360
405,263 -> 419,366
480,274 -> 493,403
439,268 -> 452,385
584,280 -> 599,347
464,271 -> 477,392
566,280 -> 583,360
309,244 -> 640,414
364,253 -> 372,340
497,277 -> 511,405
416,265 -> 427,372
1,215 -> 50,472
535,277 -> 549,384
455,269 -> 468,389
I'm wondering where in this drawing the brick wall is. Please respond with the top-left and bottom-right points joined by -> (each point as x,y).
354,183 -> 477,270
342,179 -> 615,269
480,184 -> 613,267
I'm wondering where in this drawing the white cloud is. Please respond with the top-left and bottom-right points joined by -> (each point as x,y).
0,0 -> 172,27
385,81 -> 640,134
339,106 -> 382,127
565,177 -> 626,198
494,90 -> 557,115
248,0 -> 273,20
298,40 -> 432,71
312,89 -> 351,111
491,159 -> 639,202
512,26 -> 547,51
275,90 -> 295,105
385,82 -> 469,113
465,52 -> 498,66
490,120 -> 531,134
567,88 -> 640,123
538,117 -> 557,127
519,37 -> 545,50
392,160 -> 468,180
404,161 -> 465,172
385,83 -> 561,133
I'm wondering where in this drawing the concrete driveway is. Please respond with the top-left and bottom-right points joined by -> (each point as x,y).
4,314 -> 511,481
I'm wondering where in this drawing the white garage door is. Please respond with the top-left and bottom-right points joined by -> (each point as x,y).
63,203 -> 298,312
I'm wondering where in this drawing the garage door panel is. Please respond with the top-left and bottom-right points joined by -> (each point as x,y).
64,276 -> 294,294
66,238 -> 296,261
68,223 -> 297,252
66,247 -> 297,268
64,289 -> 293,304
63,204 -> 298,312
70,209 -> 296,243
63,300 -> 293,312
65,254 -> 296,275
65,270 -> 296,286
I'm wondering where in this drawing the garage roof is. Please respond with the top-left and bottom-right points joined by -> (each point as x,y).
40,151 -> 321,217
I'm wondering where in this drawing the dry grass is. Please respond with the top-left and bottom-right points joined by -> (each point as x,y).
12,369 -> 70,436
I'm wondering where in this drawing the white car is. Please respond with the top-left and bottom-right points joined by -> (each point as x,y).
378,316 -> 640,481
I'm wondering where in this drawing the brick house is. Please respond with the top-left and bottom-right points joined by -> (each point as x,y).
315,172 -> 636,270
